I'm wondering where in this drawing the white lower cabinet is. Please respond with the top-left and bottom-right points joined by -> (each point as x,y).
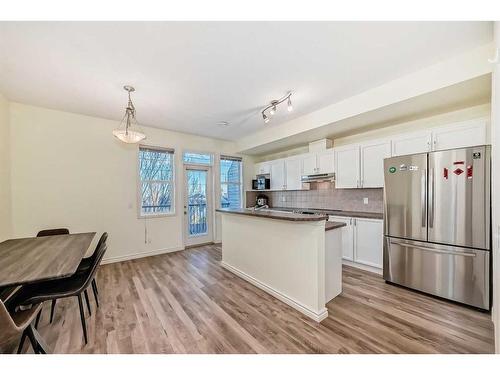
329,216 -> 354,261
353,218 -> 383,269
330,216 -> 383,271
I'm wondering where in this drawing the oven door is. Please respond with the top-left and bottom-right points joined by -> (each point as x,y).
383,237 -> 490,309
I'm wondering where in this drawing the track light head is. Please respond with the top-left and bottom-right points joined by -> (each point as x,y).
263,113 -> 270,123
287,97 -> 293,112
270,104 -> 277,115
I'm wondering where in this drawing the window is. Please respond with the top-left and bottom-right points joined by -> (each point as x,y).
220,155 -> 242,209
183,151 -> 213,165
138,146 -> 174,216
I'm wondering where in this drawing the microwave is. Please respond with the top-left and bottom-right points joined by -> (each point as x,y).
252,175 -> 270,190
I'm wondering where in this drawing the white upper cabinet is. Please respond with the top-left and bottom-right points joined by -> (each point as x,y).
270,159 -> 286,191
360,140 -> 391,188
432,119 -> 487,151
354,218 -> 383,269
254,161 -> 271,175
317,150 -> 335,174
390,119 -> 488,157
301,153 -> 318,175
285,157 -> 302,191
334,145 -> 360,189
391,131 -> 432,156
301,149 -> 334,175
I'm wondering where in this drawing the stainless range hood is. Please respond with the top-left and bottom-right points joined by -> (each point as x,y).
301,173 -> 335,183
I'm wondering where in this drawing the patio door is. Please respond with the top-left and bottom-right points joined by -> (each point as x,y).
184,165 -> 213,246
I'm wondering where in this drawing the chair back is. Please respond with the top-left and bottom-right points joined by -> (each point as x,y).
77,233 -> 108,292
37,228 -> 69,237
0,300 -> 18,344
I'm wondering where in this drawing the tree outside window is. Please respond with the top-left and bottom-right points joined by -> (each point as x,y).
139,147 -> 174,215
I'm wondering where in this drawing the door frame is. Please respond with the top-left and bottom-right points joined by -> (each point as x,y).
183,164 -> 214,247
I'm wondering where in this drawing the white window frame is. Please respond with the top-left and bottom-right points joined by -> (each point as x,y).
137,144 -> 176,218
182,150 -> 214,166
219,155 -> 243,209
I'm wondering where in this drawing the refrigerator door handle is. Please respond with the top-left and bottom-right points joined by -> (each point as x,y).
429,167 -> 434,228
390,240 -> 476,257
421,170 -> 427,228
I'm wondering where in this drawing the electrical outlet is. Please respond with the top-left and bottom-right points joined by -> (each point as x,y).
363,197 -> 369,205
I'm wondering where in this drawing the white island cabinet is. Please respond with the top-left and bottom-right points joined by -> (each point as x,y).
217,208 -> 345,322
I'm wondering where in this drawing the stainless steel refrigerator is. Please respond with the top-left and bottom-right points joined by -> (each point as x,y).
383,145 -> 491,310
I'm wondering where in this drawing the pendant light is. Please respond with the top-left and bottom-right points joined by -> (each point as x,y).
112,85 -> 146,144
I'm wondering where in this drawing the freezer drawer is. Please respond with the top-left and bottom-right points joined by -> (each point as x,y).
383,237 -> 490,309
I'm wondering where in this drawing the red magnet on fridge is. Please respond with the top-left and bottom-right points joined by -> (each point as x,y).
467,165 -> 473,179
443,168 -> 448,179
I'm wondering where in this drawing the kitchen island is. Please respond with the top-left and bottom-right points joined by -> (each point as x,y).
216,208 -> 345,322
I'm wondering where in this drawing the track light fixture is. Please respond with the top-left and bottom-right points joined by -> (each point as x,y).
261,91 -> 293,124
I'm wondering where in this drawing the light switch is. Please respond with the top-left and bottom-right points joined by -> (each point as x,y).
363,197 -> 369,205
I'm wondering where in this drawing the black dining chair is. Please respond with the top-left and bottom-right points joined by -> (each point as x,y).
37,228 -> 69,237
75,232 -> 107,308
13,233 -> 108,347
34,228 -> 73,326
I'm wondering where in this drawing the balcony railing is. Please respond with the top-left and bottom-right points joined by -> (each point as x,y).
188,203 -> 207,236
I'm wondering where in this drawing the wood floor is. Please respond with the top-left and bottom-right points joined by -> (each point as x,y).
4,244 -> 495,354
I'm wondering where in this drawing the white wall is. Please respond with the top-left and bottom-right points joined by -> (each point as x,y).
0,93 -> 12,242
491,21 -> 500,355
8,102 -> 253,262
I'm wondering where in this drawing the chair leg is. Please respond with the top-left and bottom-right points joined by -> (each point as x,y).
77,294 -> 88,345
17,331 -> 27,354
91,279 -> 99,308
34,308 -> 42,329
92,278 -> 99,296
26,323 -> 50,354
25,325 -> 40,354
84,289 -> 92,316
50,299 -> 57,323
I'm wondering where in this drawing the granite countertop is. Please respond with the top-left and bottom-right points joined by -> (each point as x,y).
216,208 -> 327,222
268,207 -> 383,220
325,221 -> 347,231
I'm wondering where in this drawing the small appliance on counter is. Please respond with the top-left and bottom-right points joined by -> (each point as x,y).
255,194 -> 269,209
252,174 -> 271,190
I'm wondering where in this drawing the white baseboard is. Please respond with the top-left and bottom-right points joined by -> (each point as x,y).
342,259 -> 383,275
221,261 -> 328,322
101,246 -> 185,265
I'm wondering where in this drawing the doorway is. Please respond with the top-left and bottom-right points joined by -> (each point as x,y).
184,165 -> 213,246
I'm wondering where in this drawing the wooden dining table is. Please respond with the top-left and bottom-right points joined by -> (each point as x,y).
0,232 -> 95,354
0,232 -> 96,289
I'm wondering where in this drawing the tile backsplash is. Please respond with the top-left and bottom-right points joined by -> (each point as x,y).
246,186 -> 383,213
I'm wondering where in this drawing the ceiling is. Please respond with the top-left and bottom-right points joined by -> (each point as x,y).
0,21 -> 493,141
